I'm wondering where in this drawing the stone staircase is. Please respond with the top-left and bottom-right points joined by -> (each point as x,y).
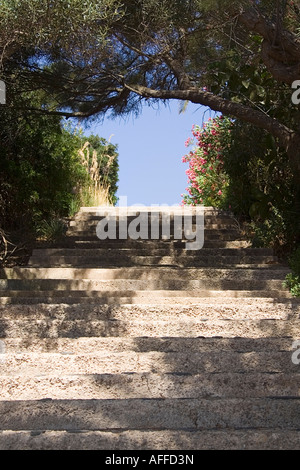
0,206 -> 299,450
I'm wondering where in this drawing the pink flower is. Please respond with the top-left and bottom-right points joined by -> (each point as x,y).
218,190 -> 222,196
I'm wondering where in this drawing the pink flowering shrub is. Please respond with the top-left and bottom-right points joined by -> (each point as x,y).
181,115 -> 233,207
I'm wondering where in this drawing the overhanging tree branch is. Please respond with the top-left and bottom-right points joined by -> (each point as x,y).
124,82 -> 300,165
237,5 -> 300,84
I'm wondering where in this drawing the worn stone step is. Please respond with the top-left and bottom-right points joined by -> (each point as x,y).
70,212 -> 232,220
71,216 -> 235,228
0,290 -> 292,305
28,255 -> 278,268
38,239 -> 251,249
1,266 -> 289,281
77,206 -> 231,215
1,301 -> 298,321
70,220 -> 236,230
0,317 -> 298,338
0,398 -> 300,431
0,278 -> 287,292
30,247 -> 275,257
69,220 -> 237,231
1,334 -> 296,352
65,229 -> 242,241
0,372 -> 299,400
1,336 -> 296,354
0,349 -> 298,376
0,429 -> 299,450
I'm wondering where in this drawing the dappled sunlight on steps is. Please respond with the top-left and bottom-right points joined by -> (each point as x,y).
0,206 -> 299,450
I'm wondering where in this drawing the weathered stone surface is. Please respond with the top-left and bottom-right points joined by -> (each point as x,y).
0,206 -> 298,450
1,398 -> 300,431
0,429 -> 299,450
0,372 -> 300,400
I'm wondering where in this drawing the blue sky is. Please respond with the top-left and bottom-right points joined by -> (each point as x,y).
85,100 -> 214,206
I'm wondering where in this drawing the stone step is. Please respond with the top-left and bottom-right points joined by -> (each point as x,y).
65,229 -> 242,241
1,301 -> 298,321
28,255 -> 278,268
1,331 -> 297,348
30,247 -> 275,257
77,206 -> 231,215
1,266 -> 289,281
36,239 -> 251,249
0,290 -> 292,304
0,429 -> 299,450
0,398 -> 300,431
0,317 -> 298,338
70,212 -> 232,220
69,220 -> 237,230
71,212 -> 226,221
0,372 -> 299,400
70,218 -> 236,226
0,278 -> 287,292
29,246 -> 276,260
0,349 -> 298,376
1,336 -> 296,354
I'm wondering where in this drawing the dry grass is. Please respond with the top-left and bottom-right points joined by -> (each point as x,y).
78,139 -> 116,207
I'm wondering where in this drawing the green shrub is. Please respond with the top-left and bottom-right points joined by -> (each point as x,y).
284,247 -> 300,297
181,117 -> 300,254
222,121 -> 298,253
0,95 -> 119,236
36,218 -> 67,242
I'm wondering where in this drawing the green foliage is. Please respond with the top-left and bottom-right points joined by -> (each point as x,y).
182,116 -> 300,254
36,218 -> 67,242
0,91 -> 119,237
222,121 -> 299,252
284,247 -> 300,297
0,102 -> 81,230
248,207 -> 287,249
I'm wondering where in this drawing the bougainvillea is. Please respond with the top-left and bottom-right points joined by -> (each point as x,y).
181,115 -> 233,207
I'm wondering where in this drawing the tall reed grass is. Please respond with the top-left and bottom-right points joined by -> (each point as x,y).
78,138 -> 116,208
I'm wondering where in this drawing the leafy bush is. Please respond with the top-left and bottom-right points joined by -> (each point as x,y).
222,120 -> 299,253
0,94 -> 119,238
181,116 -> 300,254
0,101 -> 85,231
284,247 -> 300,297
36,218 -> 67,242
